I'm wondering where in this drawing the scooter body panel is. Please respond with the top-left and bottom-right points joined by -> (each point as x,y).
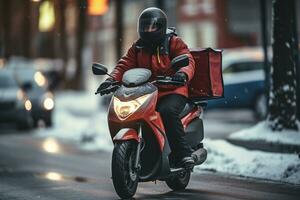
108,85 -> 167,152
113,128 -> 139,142
107,82 -> 205,182
184,117 -> 204,148
181,107 -> 202,129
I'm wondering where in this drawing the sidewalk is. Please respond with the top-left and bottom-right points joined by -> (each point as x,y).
197,138 -> 300,185
226,121 -> 300,154
227,138 -> 300,154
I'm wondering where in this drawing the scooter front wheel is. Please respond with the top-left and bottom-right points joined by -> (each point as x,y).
165,171 -> 191,191
111,140 -> 138,199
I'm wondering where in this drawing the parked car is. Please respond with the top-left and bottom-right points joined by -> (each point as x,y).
6,57 -> 63,90
0,58 -> 4,69
14,68 -> 54,127
0,69 -> 33,129
207,47 -> 267,119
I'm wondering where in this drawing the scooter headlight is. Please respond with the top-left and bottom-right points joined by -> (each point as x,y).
114,94 -> 151,119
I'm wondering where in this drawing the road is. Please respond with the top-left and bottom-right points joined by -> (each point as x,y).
203,109 -> 256,139
0,133 -> 299,200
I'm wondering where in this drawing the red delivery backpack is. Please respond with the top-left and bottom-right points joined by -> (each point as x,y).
189,48 -> 224,100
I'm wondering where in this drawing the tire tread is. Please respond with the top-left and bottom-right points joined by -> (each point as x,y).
112,141 -> 138,199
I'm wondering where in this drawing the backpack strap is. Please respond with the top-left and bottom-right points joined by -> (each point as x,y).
161,27 -> 177,57
134,27 -> 178,62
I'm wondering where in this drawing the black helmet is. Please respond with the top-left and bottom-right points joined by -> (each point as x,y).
138,7 -> 167,46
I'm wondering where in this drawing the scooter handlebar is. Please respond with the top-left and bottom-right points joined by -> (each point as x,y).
95,76 -> 185,95
155,76 -> 186,86
95,84 -> 120,96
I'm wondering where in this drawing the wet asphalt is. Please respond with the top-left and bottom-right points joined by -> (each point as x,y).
0,132 -> 299,200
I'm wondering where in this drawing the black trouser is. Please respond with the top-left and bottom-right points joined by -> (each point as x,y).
156,94 -> 193,162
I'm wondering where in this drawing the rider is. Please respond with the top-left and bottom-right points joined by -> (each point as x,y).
98,7 -> 196,168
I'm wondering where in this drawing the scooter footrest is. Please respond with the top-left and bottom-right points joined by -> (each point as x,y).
170,167 -> 185,173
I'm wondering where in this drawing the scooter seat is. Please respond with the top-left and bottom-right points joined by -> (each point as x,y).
179,102 -> 195,118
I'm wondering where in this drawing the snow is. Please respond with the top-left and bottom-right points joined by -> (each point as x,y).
196,139 -> 300,184
36,91 -> 300,185
229,121 -> 300,145
283,84 -> 290,91
34,91 -> 113,151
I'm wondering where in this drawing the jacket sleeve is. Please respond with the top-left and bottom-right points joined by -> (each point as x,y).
170,36 -> 195,82
110,44 -> 137,81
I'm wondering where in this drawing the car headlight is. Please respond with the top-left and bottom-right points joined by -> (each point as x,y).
17,89 -> 25,100
25,100 -> 32,111
16,89 -> 27,109
43,92 -> 54,110
34,71 -> 46,87
114,94 -> 151,119
43,97 -> 54,110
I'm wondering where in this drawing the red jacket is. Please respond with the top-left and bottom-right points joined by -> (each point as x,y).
110,36 -> 195,99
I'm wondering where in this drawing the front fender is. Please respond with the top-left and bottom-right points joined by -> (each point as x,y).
113,128 -> 139,143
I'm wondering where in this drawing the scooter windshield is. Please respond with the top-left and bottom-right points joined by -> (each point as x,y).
122,68 -> 152,87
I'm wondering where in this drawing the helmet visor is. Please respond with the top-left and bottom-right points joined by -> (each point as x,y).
139,18 -> 162,33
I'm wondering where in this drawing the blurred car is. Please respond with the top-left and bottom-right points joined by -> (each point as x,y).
6,57 -> 63,90
32,58 -> 63,90
207,47 -> 267,119
14,68 -> 54,127
0,69 -> 33,129
0,58 -> 4,69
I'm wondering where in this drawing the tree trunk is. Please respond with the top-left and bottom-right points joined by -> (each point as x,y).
0,0 -> 3,57
115,0 -> 123,60
72,0 -> 86,90
268,0 -> 298,131
2,0 -> 11,59
23,0 -> 31,58
260,0 -> 270,118
54,0 -> 68,88
291,1 -> 300,121
156,0 -> 165,11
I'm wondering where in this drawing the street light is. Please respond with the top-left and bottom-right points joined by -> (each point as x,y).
88,0 -> 109,16
39,0 -> 55,32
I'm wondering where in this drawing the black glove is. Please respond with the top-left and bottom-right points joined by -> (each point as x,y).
172,72 -> 187,83
97,78 -> 114,93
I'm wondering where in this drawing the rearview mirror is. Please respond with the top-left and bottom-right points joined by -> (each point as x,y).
171,54 -> 189,71
92,63 -> 108,75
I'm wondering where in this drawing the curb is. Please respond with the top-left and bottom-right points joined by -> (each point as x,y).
226,138 -> 300,154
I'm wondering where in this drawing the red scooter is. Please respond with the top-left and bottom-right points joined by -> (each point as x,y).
92,55 -> 207,199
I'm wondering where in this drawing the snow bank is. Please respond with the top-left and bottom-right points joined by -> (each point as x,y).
229,121 -> 300,145
34,91 -> 113,151
196,139 -> 300,185
79,112 -> 113,152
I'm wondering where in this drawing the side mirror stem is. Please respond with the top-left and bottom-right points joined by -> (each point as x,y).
105,73 -> 115,80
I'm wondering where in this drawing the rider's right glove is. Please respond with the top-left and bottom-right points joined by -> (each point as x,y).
171,72 -> 187,83
97,78 -> 114,94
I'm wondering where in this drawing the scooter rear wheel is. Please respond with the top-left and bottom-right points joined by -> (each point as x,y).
111,140 -> 138,199
165,171 -> 191,191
